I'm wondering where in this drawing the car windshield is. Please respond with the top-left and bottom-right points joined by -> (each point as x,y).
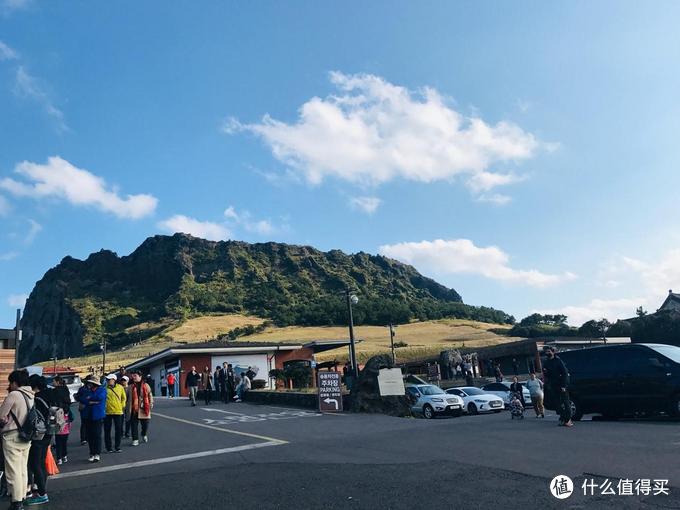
462,387 -> 485,395
419,385 -> 445,396
648,345 -> 680,364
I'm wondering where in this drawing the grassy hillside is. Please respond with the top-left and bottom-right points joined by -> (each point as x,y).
45,313 -> 513,375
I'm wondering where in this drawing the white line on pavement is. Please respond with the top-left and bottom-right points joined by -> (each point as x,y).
154,412 -> 288,443
52,441 -> 282,480
201,407 -> 246,416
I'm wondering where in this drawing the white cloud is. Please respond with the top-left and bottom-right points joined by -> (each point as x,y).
379,238 -> 576,288
0,156 -> 158,219
476,193 -> 512,206
24,218 -> 41,244
227,72 -> 543,195
223,206 -> 278,236
0,40 -> 17,60
0,195 -> 10,216
14,66 -> 67,131
349,196 -> 381,214
0,252 -> 19,261
534,298 -> 644,327
158,215 -> 230,242
7,293 -> 28,308
1,0 -> 30,14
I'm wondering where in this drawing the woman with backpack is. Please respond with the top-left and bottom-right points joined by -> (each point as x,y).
25,375 -> 56,506
77,375 -> 107,462
0,369 -> 35,510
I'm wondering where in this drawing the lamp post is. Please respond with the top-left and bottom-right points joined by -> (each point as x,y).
13,309 -> 21,369
345,289 -> 359,379
101,336 -> 107,377
388,323 -> 396,364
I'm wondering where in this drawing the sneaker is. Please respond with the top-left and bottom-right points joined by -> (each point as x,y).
114,448 -> 122,453
142,435 -> 148,443
88,455 -> 95,462
93,455 -> 100,462
131,440 -> 139,446
57,458 -> 63,466
25,494 -> 49,506
564,420 -> 574,427
81,441 -> 87,445
106,449 -> 113,454
63,455 -> 68,463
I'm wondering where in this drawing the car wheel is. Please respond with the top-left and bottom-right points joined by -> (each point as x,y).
667,394 -> 680,418
467,403 -> 478,415
570,398 -> 583,421
423,404 -> 435,419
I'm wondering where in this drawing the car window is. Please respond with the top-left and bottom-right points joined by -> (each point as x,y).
406,387 -> 420,397
485,383 -> 507,391
420,385 -> 445,396
649,344 -> 680,364
447,389 -> 463,396
462,387 -> 484,395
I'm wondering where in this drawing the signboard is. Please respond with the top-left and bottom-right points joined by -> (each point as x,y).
377,368 -> 405,396
318,371 -> 343,412
427,363 -> 441,383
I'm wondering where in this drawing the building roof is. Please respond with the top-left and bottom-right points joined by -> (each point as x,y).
659,290 -> 680,311
126,338 -> 352,371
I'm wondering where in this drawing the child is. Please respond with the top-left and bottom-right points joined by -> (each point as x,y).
55,408 -> 72,464
509,392 -> 524,420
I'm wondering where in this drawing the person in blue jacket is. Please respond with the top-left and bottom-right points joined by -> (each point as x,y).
78,375 -> 107,462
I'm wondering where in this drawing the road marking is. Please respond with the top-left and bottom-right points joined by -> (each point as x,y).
154,412 -> 288,444
52,441 -> 282,480
201,407 -> 246,416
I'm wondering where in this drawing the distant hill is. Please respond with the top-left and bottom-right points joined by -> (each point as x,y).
20,234 -> 513,364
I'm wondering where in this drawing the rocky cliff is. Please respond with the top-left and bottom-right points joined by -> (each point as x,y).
20,234 -> 511,364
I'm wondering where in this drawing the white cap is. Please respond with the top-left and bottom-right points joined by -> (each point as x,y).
105,374 -> 117,381
121,375 -> 129,382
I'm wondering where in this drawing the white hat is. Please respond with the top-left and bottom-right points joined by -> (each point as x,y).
121,375 -> 129,382
105,374 -> 117,381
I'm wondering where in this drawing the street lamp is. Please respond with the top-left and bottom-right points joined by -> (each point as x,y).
345,289 -> 359,379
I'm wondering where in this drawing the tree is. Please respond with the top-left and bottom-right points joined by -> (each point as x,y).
596,318 -> 611,340
636,306 -> 647,317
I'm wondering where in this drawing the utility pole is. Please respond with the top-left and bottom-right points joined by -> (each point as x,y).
345,288 -> 359,380
388,323 -> 396,364
13,309 -> 21,369
101,336 -> 107,377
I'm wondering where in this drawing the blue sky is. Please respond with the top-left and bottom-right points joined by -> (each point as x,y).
2,1 -> 680,327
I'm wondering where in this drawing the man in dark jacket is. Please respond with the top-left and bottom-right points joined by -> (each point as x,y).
542,347 -> 573,427
185,367 -> 201,406
226,364 -> 235,403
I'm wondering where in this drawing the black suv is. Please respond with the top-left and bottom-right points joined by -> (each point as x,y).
544,343 -> 680,420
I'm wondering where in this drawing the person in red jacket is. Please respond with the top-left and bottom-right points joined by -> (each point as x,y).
166,372 -> 176,398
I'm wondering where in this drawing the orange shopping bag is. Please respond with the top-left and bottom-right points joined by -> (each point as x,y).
45,447 -> 59,476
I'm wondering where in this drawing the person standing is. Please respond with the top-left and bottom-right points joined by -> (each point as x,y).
201,366 -> 213,405
53,376 -> 73,465
494,363 -> 503,383
509,376 -> 525,408
26,375 -> 55,506
526,372 -> 545,418
542,347 -> 573,427
214,366 -> 223,403
78,375 -> 107,462
120,376 -> 132,439
160,375 -> 167,397
0,370 -> 34,510
226,364 -> 235,403
166,372 -> 176,398
104,374 -> 126,453
185,367 -> 200,406
129,371 -> 153,445
75,384 -> 89,445
219,363 -> 228,403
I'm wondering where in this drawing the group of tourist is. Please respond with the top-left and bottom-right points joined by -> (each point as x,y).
0,367 -> 154,509
183,363 -> 253,406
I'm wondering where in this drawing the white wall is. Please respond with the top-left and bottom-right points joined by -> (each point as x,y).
211,354 -> 274,388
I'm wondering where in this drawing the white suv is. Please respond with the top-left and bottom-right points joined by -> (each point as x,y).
407,384 -> 464,419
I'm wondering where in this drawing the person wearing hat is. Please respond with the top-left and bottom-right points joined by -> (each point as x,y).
104,374 -> 126,453
129,371 -> 153,445
77,374 -> 107,462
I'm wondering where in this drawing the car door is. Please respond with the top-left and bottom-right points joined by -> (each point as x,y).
620,347 -> 672,413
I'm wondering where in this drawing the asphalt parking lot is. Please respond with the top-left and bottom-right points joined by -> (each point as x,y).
46,398 -> 680,509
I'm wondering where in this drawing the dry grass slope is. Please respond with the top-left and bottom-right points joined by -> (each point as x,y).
48,314 -> 513,374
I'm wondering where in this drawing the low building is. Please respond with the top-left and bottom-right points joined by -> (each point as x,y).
125,339 -> 350,396
475,337 -> 631,377
658,290 -> 680,313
